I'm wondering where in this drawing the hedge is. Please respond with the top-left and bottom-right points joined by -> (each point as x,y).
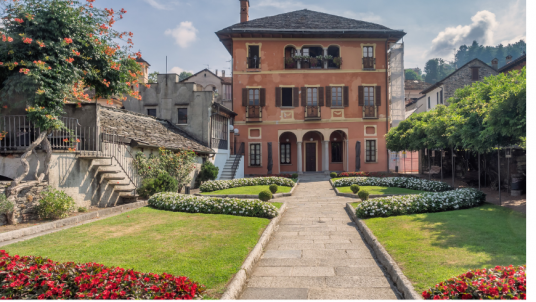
422,265 -> 526,300
356,188 -> 485,219
200,177 -> 295,193
148,193 -> 278,219
334,177 -> 451,192
337,172 -> 415,178
0,250 -> 204,299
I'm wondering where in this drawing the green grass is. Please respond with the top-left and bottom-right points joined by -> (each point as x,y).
270,202 -> 283,209
3,207 -> 270,298
336,185 -> 426,195
363,204 -> 526,293
350,202 -> 360,208
201,185 -> 293,195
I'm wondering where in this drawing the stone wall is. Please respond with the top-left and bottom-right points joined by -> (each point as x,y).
442,60 -> 498,100
0,181 -> 48,226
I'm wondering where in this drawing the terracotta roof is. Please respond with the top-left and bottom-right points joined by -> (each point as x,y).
498,54 -> 526,73
405,80 -> 430,91
98,106 -> 214,154
222,77 -> 232,84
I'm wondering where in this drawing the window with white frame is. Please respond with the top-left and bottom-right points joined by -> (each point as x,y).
280,143 -> 291,164
331,87 -> 342,107
250,143 -> 261,166
365,140 -> 377,163
248,89 -> 260,106
364,87 -> 374,106
307,87 -> 318,106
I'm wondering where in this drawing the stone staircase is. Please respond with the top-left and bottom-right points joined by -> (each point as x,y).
79,155 -> 138,205
219,155 -> 242,180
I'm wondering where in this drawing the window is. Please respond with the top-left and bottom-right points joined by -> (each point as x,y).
147,109 -> 156,117
428,97 -> 431,109
211,114 -> 229,150
307,88 -> 318,106
282,88 -> 293,107
364,87 -> 374,106
436,92 -> 439,105
224,84 -> 232,101
280,143 -> 291,164
178,108 -> 187,124
365,140 -> 377,163
331,142 -> 343,163
471,67 -> 479,81
440,90 -> 443,104
363,46 -> 374,69
331,87 -> 342,107
250,143 -> 261,166
248,45 -> 260,69
302,48 -> 309,57
248,89 -> 260,106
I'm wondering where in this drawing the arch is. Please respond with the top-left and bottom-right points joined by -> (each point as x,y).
328,128 -> 348,139
204,84 -> 217,92
279,132 -> 298,174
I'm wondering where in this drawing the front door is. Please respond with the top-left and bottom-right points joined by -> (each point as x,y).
305,143 -> 316,172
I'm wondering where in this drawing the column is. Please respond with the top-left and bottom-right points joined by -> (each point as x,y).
323,47 -> 328,69
345,139 -> 349,172
323,141 -> 330,172
297,141 -> 303,174
277,142 -> 280,175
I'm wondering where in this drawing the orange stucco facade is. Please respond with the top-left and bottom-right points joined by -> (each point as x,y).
231,38 -> 394,175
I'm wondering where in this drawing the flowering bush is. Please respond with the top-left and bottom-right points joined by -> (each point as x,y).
334,177 -> 451,192
200,177 -> 295,193
337,172 -> 414,178
0,250 -> 205,299
250,174 -> 293,178
356,188 -> 485,218
149,193 -> 278,219
422,265 -> 526,300
37,187 -> 75,219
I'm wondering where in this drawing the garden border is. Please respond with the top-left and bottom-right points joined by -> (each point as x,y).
221,202 -> 288,300
0,200 -> 148,244
329,179 -> 409,199
345,202 -> 422,300
196,180 -> 299,199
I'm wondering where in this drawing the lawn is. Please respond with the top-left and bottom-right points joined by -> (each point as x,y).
363,204 -> 526,293
201,185 -> 293,195
336,185 -> 426,195
3,207 -> 271,298
271,202 -> 283,209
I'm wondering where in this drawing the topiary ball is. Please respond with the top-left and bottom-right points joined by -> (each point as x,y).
350,184 -> 360,194
358,189 -> 370,201
291,173 -> 299,179
330,172 -> 338,178
269,184 -> 278,194
258,190 -> 273,202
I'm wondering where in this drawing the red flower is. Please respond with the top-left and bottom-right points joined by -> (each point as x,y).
461,294 -> 472,299
422,291 -> 431,299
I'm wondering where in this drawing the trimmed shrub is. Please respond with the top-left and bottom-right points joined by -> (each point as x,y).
200,177 -> 295,193
77,207 -> 87,213
422,265 -> 526,300
198,161 -> 219,182
356,188 -> 485,218
350,184 -> 360,194
291,173 -> 299,179
37,187 -> 75,220
269,184 -> 278,194
334,177 -> 451,192
148,193 -> 278,219
358,189 -> 370,201
330,172 -> 338,178
0,250 -> 205,299
137,173 -> 178,199
258,190 -> 273,202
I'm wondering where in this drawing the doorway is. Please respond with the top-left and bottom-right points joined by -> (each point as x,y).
305,143 -> 317,172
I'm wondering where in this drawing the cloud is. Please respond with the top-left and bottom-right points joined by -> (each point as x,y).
165,22 -> 198,48
428,10 -> 498,57
493,0 -> 526,45
169,67 -> 192,74
144,0 -> 167,10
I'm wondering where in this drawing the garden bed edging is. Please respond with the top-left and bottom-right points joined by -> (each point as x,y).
195,180 -> 299,199
329,179 -> 417,200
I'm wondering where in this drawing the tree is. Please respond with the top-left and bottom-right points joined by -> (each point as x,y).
405,69 -> 422,81
179,71 -> 192,81
148,71 -> 158,83
0,0 -> 143,200
424,58 -> 454,83
454,40 -> 526,68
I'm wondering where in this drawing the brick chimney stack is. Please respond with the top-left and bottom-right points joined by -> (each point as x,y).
222,70 -> 226,77
215,69 -> 218,76
240,0 -> 249,23
506,55 -> 513,64
491,58 -> 499,70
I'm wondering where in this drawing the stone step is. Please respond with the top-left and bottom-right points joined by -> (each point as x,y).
104,176 -> 127,181
97,170 -> 122,175
109,182 -> 131,187
79,155 -> 112,160
114,186 -> 136,192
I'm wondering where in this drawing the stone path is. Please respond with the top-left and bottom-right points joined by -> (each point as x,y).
240,173 -> 400,300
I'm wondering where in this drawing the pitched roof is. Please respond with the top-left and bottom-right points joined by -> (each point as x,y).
498,54 -> 526,73
98,106 -> 214,154
135,56 -> 151,66
405,80 -> 430,91
420,58 -> 496,94
179,68 -> 232,84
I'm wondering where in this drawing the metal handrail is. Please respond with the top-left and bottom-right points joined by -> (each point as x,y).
231,142 -> 244,178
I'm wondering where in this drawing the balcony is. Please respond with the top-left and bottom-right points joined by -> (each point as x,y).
363,106 -> 377,118
363,57 -> 375,69
247,57 -> 261,69
246,105 -> 262,122
305,106 -> 321,120
284,57 -> 297,69
284,56 -> 342,70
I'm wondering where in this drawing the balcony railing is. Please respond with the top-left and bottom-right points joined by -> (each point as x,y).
246,105 -> 262,119
305,106 -> 321,120
211,138 -> 228,150
247,57 -> 261,69
363,106 -> 377,118
284,57 -> 297,69
363,57 -> 375,69
284,57 -> 342,70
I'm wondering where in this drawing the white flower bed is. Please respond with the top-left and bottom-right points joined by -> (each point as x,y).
200,177 -> 295,193
148,192 -> 278,219
334,177 -> 451,192
355,188 -> 485,219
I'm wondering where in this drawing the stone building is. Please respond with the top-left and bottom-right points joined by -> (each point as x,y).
404,80 -> 429,117
180,69 -> 233,110
417,58 -> 498,112
498,54 -> 526,74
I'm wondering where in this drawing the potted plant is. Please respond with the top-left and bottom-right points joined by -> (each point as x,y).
333,57 -> 343,67
309,57 -> 318,67
285,57 -> 296,68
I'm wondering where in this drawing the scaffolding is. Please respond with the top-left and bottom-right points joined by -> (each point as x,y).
388,42 -> 405,127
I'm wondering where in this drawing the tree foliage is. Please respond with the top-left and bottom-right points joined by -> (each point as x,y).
405,69 -> 422,81
179,71 -> 192,82
148,71 -> 158,83
386,68 -> 526,153
455,40 -> 526,69
424,58 -> 455,84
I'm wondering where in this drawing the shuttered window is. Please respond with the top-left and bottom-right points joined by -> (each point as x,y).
280,143 -> 291,164
471,67 -> 479,81
250,143 -> 261,166
331,87 -> 343,107
364,87 -> 374,106
282,88 -> 293,107
307,88 -> 318,106
248,89 -> 260,106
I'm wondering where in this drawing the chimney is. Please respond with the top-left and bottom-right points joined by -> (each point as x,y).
215,69 -> 218,76
222,70 -> 226,77
506,55 -> 513,64
491,58 -> 499,70
240,0 -> 249,23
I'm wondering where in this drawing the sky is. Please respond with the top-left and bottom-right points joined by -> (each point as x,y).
94,0 -> 526,76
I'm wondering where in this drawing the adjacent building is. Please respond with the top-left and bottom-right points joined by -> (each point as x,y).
180,69 -> 234,110
497,54 -> 526,74
216,0 -> 405,175
404,80 -> 429,117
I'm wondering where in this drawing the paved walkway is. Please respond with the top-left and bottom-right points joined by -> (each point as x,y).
240,173 -> 399,300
